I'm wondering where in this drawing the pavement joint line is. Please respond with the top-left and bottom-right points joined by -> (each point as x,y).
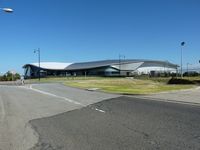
18,85 -> 106,113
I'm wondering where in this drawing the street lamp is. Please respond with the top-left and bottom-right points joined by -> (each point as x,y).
34,48 -> 40,81
119,54 -> 125,76
180,42 -> 185,78
186,63 -> 191,77
198,60 -> 200,76
0,8 -> 13,13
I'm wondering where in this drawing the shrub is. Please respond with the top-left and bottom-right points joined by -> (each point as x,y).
168,78 -> 195,84
0,72 -> 21,81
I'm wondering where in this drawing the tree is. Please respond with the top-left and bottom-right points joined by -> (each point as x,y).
0,71 -> 21,81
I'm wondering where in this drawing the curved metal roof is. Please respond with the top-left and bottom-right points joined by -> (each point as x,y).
23,59 -> 178,71
65,59 -> 178,70
23,62 -> 73,70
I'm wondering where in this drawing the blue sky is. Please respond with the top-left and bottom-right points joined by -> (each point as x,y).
0,0 -> 200,74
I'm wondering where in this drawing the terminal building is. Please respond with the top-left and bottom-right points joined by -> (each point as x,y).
23,59 -> 178,78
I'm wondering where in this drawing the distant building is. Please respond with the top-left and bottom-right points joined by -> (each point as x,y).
23,59 -> 178,78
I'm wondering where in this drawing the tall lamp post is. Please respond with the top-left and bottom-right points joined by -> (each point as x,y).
0,7 -> 13,13
1,7 -> 14,80
118,54 -> 125,76
186,63 -> 191,77
180,42 -> 185,78
199,60 -> 200,76
34,48 -> 40,81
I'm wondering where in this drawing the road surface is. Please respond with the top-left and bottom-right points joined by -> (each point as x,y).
0,83 -> 200,150
0,83 -> 118,150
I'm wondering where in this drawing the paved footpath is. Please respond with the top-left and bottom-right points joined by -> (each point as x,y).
141,86 -> 200,105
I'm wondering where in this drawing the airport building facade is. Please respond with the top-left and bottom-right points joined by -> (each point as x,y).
23,59 -> 178,78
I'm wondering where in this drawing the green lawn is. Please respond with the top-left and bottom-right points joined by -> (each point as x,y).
28,77 -> 198,95
63,78 -> 195,94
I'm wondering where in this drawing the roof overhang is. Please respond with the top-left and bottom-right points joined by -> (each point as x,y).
23,62 -> 73,70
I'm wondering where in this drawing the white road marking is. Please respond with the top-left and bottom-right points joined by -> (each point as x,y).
95,108 -> 105,113
18,85 -> 84,106
29,85 -> 84,106
19,85 -> 106,113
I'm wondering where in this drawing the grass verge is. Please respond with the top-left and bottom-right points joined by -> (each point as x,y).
63,78 -> 195,95
28,77 -> 199,95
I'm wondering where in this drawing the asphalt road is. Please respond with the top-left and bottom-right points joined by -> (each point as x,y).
30,96 -> 200,150
0,84 -> 118,150
0,83 -> 200,150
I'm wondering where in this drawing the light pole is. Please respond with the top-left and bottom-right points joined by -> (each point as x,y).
0,7 -> 13,13
180,42 -> 185,78
186,63 -> 191,77
118,54 -> 125,76
34,48 -> 40,81
1,7 -> 13,80
199,60 -> 200,75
